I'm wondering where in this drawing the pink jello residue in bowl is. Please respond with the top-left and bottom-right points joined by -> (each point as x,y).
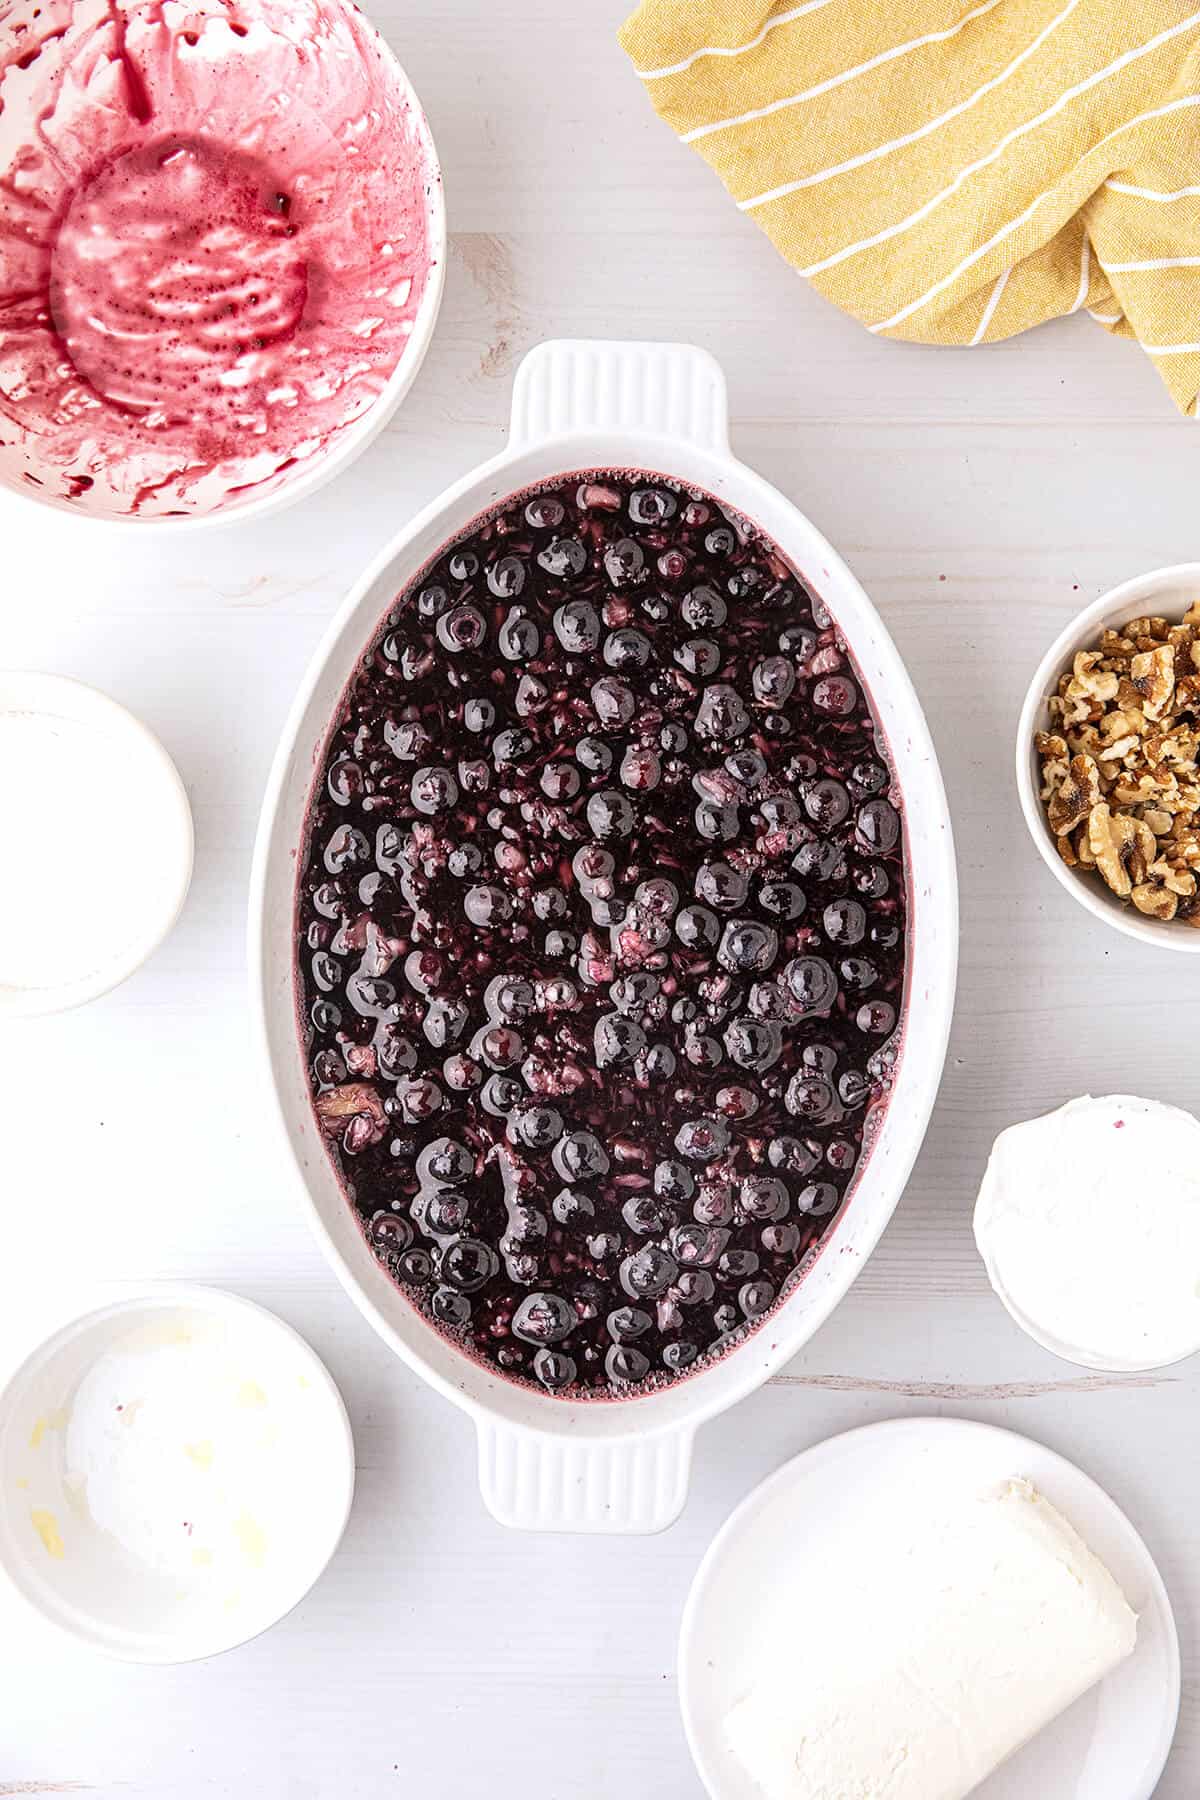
0,0 -> 441,520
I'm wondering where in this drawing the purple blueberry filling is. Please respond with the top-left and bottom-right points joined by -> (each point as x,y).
296,472 -> 908,1397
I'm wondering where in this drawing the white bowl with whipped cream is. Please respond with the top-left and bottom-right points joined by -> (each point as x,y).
975,1094 -> 1200,1372
0,1287 -> 354,1662
0,672 -> 194,1017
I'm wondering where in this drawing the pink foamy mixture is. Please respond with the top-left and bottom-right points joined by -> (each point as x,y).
0,0 -> 438,517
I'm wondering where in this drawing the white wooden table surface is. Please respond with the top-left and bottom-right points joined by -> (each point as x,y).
4,2 -> 1200,1792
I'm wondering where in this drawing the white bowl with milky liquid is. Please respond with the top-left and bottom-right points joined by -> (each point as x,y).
0,672 -> 194,1017
0,1287 -> 354,1662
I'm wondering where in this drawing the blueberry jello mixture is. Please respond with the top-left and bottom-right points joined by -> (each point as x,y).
296,473 -> 907,1397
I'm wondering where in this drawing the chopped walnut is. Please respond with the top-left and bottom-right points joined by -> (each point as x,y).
1036,599 -> 1200,925
1047,754 -> 1101,834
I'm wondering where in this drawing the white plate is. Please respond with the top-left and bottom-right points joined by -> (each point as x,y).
679,1418 -> 1179,1800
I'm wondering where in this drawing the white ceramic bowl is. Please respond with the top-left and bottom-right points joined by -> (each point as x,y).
250,339 -> 959,1535
0,671 -> 194,1017
0,0 -> 445,530
1016,564 -> 1200,951
0,1286 -> 354,1662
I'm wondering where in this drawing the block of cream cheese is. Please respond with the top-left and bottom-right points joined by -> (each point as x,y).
974,1094 -> 1200,1370
723,1478 -> 1136,1800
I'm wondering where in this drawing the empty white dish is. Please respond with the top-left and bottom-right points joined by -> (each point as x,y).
0,1286 -> 355,1662
679,1417 -> 1179,1800
0,671 -> 194,1016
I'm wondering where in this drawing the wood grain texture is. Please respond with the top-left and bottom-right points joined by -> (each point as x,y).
3,0 -> 1200,1792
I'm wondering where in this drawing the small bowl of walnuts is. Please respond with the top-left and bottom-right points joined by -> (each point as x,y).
1017,563 -> 1200,950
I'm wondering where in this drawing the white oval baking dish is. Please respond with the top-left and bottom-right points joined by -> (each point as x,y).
250,339 -> 958,1534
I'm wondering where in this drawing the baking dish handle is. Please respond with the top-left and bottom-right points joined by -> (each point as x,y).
476,1420 -> 695,1534
509,338 -> 730,454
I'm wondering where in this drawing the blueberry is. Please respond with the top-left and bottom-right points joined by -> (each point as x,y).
410,766 -> 458,816
695,798 -> 739,842
525,495 -> 565,530
838,1068 -> 871,1107
311,952 -> 338,992
792,840 -> 844,882
644,1043 -> 676,1080
481,1074 -> 522,1116
779,624 -> 816,658
759,880 -> 806,920
594,1012 -> 646,1066
751,656 -> 796,706
723,1016 -> 782,1072
661,1339 -> 699,1371
813,675 -> 858,716
555,597 -> 603,656
622,1196 -> 667,1237
574,843 -> 615,885
740,1177 -> 790,1222
675,638 -> 721,678
695,861 -> 747,909
605,1344 -> 650,1385
725,749 -> 767,786
785,955 -> 839,1015
823,898 -> 867,946
684,1028 -> 722,1069
487,555 -> 526,599
762,1222 -> 802,1255
676,1269 -> 716,1306
384,718 -> 431,762
629,487 -> 676,525
591,676 -> 635,728
854,862 -> 890,899
608,1304 -> 653,1341
620,1245 -> 678,1299
436,605 -> 487,653
654,1158 -> 695,1201
553,1131 -> 610,1180
533,1348 -> 576,1389
786,1073 -> 837,1123
805,779 -> 851,828
704,527 -> 735,555
660,720 -> 689,753
635,878 -> 680,919
399,1247 -> 434,1285
369,1210 -> 413,1254
676,905 -> 719,948
440,1238 -> 498,1292
417,1137 -> 473,1185
604,628 -> 652,670
603,538 -> 645,585
492,727 -> 533,765
803,1042 -> 838,1074
498,609 -> 540,660
323,825 -> 369,874
671,1224 -> 730,1268
857,798 -> 901,853
512,1291 -> 575,1344
717,1247 -> 759,1281
587,789 -> 635,839
517,1105 -> 564,1149
398,1076 -> 444,1121
447,548 -> 478,581
717,919 -> 778,974
798,1182 -> 841,1217
540,761 -> 581,802
674,1115 -> 731,1162
739,1279 -> 775,1318
840,957 -> 878,992
375,1023 -> 418,1077
448,843 -> 483,878
857,1000 -> 897,1036
464,885 -> 512,927
532,885 -> 568,921
552,1187 -> 595,1224
431,1286 -> 472,1326
576,736 -> 613,774
681,585 -> 727,629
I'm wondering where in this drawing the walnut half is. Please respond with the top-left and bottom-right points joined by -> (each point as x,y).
1087,804 -> 1154,898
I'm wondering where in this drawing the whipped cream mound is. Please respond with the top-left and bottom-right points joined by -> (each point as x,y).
974,1094 -> 1200,1371
723,1478 -> 1136,1800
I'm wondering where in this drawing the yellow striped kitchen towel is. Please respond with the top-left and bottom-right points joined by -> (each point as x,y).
619,0 -> 1200,414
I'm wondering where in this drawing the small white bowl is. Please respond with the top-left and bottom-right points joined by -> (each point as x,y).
0,672 -> 194,1017
1016,563 -> 1200,951
0,1287 -> 354,1663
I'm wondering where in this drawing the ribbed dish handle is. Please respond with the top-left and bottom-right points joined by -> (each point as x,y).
509,339 -> 730,453
476,1422 -> 694,1534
